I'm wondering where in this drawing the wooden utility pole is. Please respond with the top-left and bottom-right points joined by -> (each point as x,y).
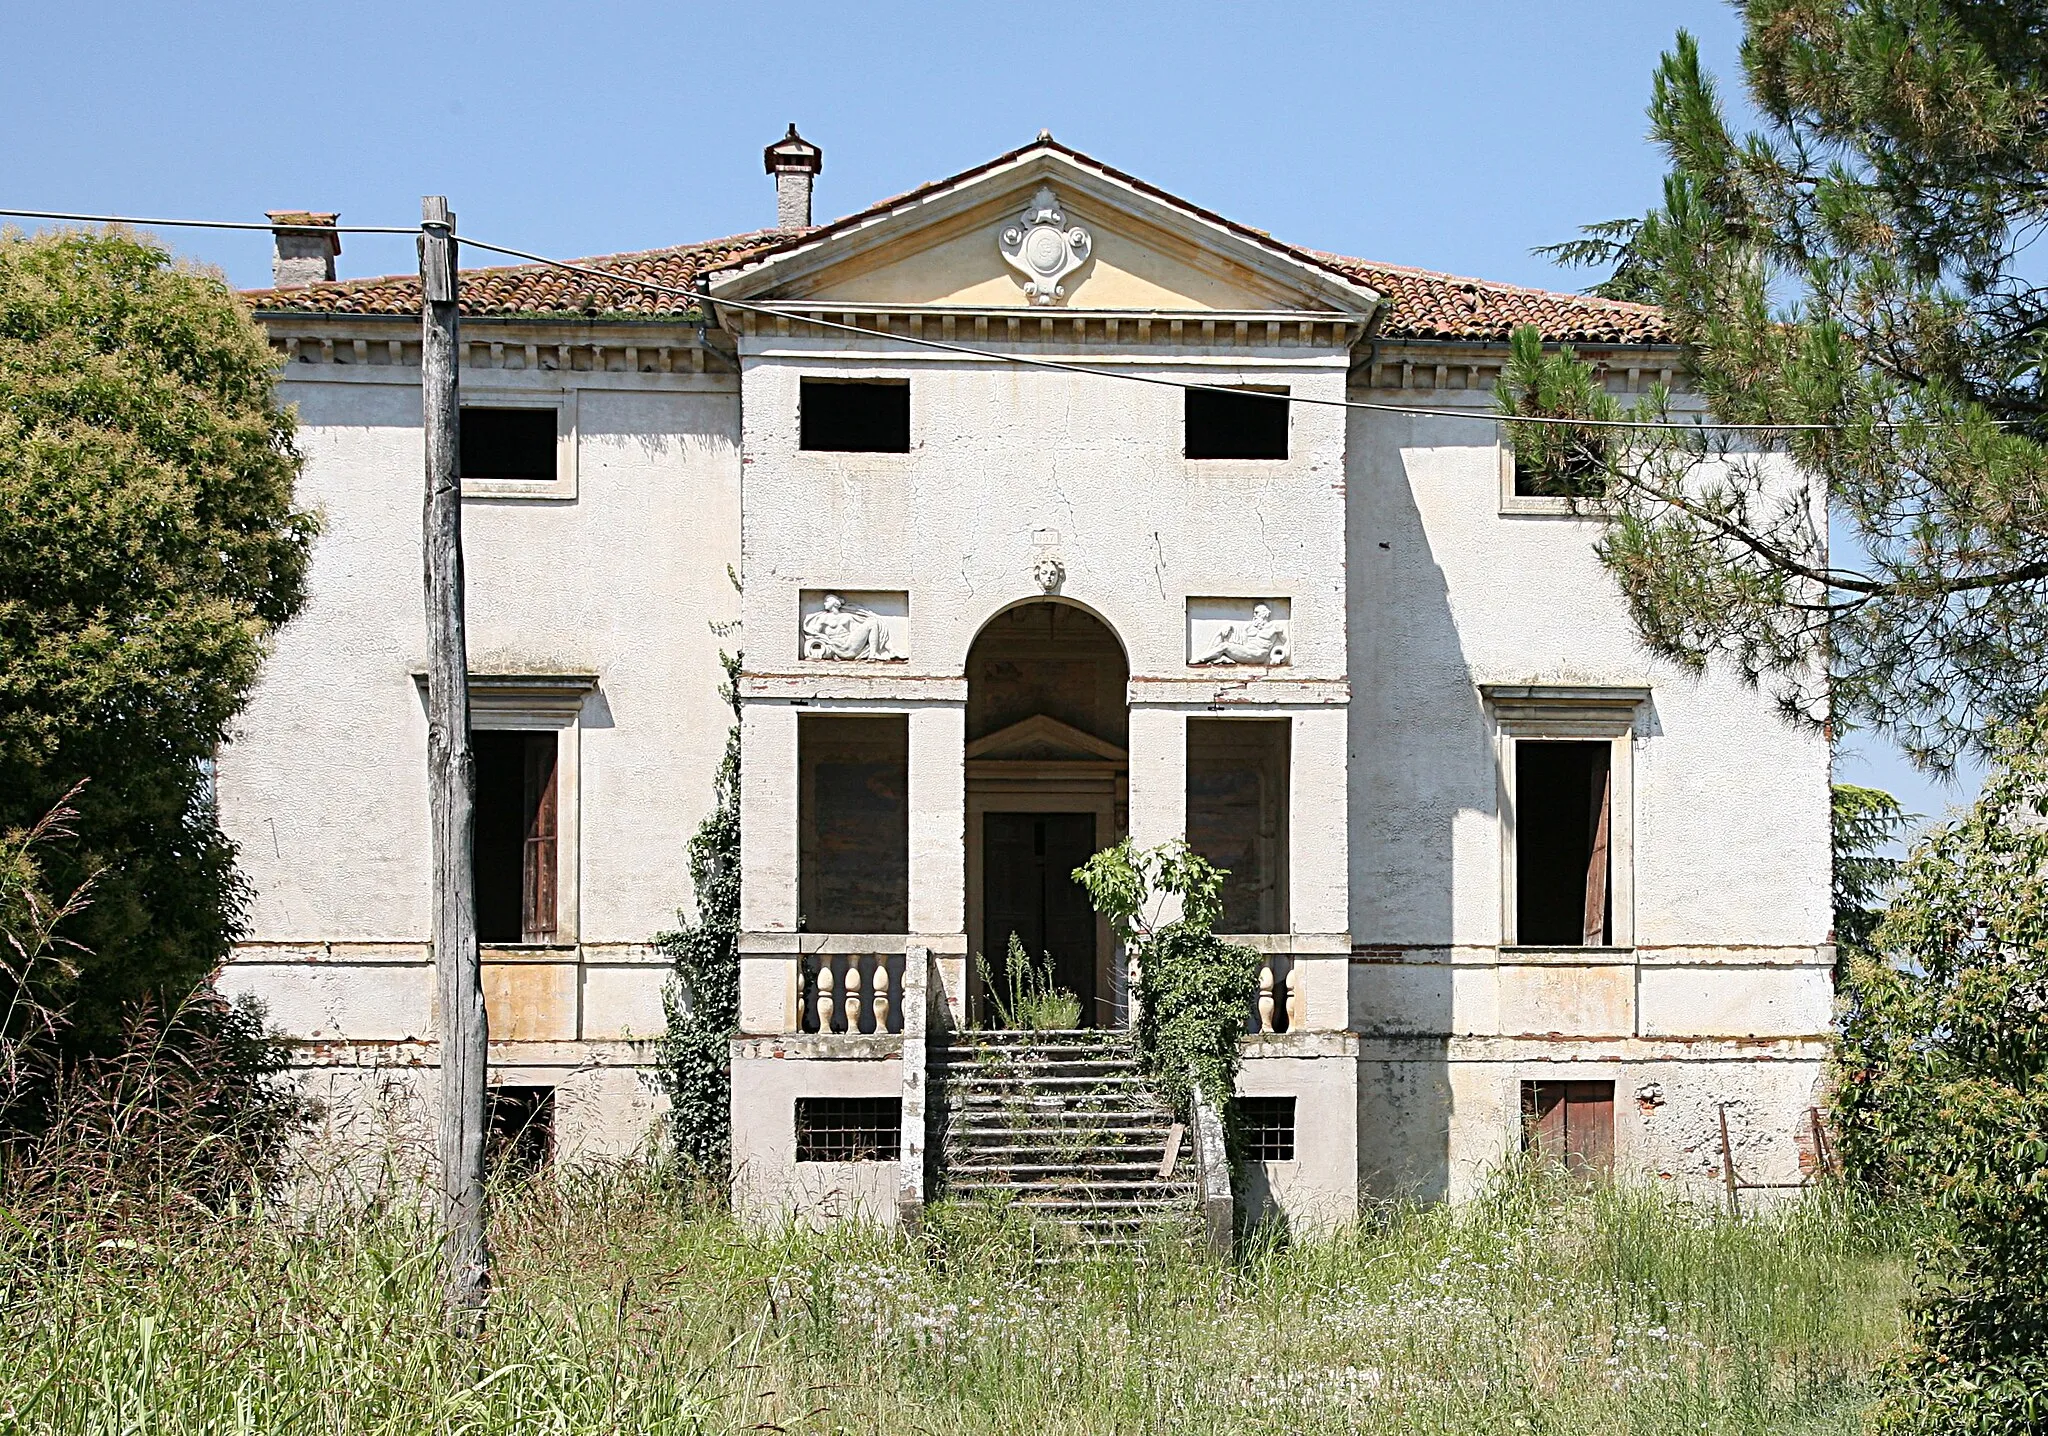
420,194 -> 490,1321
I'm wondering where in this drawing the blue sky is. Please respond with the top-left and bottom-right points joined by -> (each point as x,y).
1,0 -> 1982,836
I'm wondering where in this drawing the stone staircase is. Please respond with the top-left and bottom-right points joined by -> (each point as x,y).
930,1029 -> 1202,1250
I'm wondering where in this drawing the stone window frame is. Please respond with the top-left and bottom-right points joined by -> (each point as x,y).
460,390 -> 578,501
414,672 -> 597,944
1482,684 -> 1647,950
1496,420 -> 1614,517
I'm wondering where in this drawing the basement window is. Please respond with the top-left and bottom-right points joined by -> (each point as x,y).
488,1085 -> 555,1176
1187,718 -> 1290,934
800,378 -> 910,452
795,1097 -> 902,1162
1185,386 -> 1288,460
473,730 -> 558,944
460,406 -> 556,482
1514,740 -> 1612,946
799,714 -> 909,933
1240,1096 -> 1297,1161
1521,1080 -> 1613,1174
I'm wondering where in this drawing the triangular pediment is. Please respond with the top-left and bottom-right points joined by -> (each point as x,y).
708,139 -> 1382,316
964,714 -> 1128,765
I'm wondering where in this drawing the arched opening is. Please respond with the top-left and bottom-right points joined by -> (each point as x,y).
964,600 -> 1129,1027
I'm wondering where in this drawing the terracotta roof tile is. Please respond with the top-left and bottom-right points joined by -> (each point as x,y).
246,230 -> 793,317
1312,254 -> 1669,345
247,146 -> 1666,346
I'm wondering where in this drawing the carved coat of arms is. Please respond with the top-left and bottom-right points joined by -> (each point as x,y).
999,186 -> 1092,306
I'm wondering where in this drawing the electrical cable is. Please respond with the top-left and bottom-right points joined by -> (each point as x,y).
448,233 -> 1949,435
0,201 -> 1991,434
0,207 -> 419,235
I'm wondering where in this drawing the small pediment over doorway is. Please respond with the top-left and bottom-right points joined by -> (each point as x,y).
965,714 -> 1127,766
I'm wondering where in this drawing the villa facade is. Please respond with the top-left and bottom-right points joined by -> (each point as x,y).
220,132 -> 1834,1230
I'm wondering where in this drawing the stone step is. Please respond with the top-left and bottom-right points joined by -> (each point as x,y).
944,1179 -> 1197,1202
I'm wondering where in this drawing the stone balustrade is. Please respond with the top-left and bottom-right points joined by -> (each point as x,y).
802,952 -> 906,1035
1247,952 -> 1303,1035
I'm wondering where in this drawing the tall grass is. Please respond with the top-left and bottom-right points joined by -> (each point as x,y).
5,1162 -> 1910,1435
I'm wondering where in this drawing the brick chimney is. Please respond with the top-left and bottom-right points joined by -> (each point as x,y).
763,124 -> 822,231
266,212 -> 340,287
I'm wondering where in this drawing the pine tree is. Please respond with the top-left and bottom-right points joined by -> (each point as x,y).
1523,6 -> 2048,772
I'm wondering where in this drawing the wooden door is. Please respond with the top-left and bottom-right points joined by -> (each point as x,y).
982,812 -> 1098,1023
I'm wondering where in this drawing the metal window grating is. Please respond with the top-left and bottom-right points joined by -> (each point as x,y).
1240,1096 -> 1296,1161
795,1097 -> 902,1162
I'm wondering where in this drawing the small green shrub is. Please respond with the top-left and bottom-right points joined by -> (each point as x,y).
975,932 -> 1083,1030
1073,838 -> 1260,1114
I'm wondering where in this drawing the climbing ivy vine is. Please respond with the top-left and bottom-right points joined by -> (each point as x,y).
1073,839 -> 1260,1119
655,644 -> 741,1178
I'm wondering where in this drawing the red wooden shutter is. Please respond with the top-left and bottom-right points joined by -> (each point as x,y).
1563,1081 -> 1614,1174
522,733 -> 558,942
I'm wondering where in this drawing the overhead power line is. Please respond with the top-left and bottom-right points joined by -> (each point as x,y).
0,207 -> 419,235
0,201 -> 1985,434
447,233 -> 1930,435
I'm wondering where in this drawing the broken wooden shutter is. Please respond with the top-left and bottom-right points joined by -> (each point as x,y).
1522,1079 -> 1615,1174
522,733 -> 558,942
1582,748 -> 1611,945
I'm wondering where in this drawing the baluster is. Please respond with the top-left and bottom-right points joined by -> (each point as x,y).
1126,952 -> 1142,1027
845,956 -> 867,1034
1257,959 -> 1276,1032
875,959 -> 895,1032
817,956 -> 839,1033
1285,961 -> 1306,1032
802,958 -> 818,1032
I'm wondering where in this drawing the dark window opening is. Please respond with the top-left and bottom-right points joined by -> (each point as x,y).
1185,386 -> 1288,460
799,715 -> 908,933
1521,1080 -> 1614,1174
488,1085 -> 555,1176
473,730 -> 558,944
1187,718 -> 1290,934
795,1096 -> 901,1162
800,378 -> 910,453
1514,740 -> 1611,946
1511,427 -> 1609,499
460,406 -> 556,481
1240,1096 -> 1297,1161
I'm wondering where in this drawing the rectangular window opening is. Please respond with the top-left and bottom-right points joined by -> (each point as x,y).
799,378 -> 910,453
1520,1080 -> 1614,1175
1514,739 -> 1611,946
488,1084 -> 555,1177
1185,386 -> 1288,460
460,406 -> 556,482
1240,1096 -> 1297,1162
795,1096 -> 902,1162
799,714 -> 909,933
473,729 -> 558,944
1187,718 -> 1290,934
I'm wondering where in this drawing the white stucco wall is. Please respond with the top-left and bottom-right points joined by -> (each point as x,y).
217,355 -> 743,1152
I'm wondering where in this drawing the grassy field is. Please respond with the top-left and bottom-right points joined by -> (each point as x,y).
5,1164 -> 1910,1436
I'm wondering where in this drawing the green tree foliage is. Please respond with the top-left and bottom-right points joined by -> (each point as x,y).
1832,781 -> 1908,958
0,229 -> 314,1044
1526,9 -> 2048,771
1833,704 -> 2048,1430
656,650 -> 741,1177
1073,839 -> 1260,1116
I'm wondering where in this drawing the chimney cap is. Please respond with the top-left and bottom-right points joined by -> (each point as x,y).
764,123 -> 822,176
265,211 -> 341,257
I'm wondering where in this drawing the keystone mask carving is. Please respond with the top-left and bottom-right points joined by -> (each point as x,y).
999,187 -> 1092,306
1033,556 -> 1066,593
